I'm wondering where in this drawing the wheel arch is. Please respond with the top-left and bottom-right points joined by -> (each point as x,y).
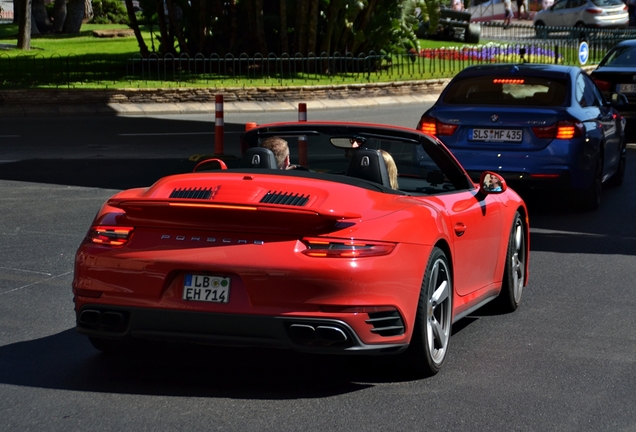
515,205 -> 531,287
433,239 -> 454,289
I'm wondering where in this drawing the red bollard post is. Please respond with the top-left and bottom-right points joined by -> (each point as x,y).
215,94 -> 224,155
298,103 -> 308,167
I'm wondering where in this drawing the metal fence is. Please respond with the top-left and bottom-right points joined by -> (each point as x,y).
1,22 -> 635,89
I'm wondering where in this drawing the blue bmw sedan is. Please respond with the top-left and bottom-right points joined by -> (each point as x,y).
417,64 -> 626,210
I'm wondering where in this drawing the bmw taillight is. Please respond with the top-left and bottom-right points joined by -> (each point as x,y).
88,226 -> 134,246
418,115 -> 458,136
593,79 -> 611,91
300,238 -> 396,258
532,120 -> 583,139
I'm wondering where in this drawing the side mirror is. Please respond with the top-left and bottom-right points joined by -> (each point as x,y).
479,171 -> 507,194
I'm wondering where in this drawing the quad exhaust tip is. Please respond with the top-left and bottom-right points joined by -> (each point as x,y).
288,323 -> 349,346
79,309 -> 127,332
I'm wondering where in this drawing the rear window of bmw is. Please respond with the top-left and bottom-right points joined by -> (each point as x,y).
442,76 -> 568,106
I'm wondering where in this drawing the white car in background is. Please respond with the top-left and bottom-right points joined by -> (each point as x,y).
533,0 -> 628,29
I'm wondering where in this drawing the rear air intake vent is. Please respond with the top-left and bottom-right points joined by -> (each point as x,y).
170,187 -> 212,200
260,191 -> 310,206
366,310 -> 405,337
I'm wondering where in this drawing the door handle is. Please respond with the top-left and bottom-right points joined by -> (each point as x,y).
454,222 -> 466,237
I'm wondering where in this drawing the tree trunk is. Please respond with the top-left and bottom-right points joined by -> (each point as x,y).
279,0 -> 288,54
13,0 -> 20,23
295,0 -> 308,54
165,0 -> 189,55
228,0 -> 237,53
31,0 -> 51,33
253,0 -> 267,55
197,0 -> 207,54
350,0 -> 377,53
155,0 -> 174,55
84,0 -> 93,21
306,0 -> 318,55
17,0 -> 31,49
124,0 -> 149,57
320,0 -> 345,56
63,0 -> 85,33
52,0 -> 66,33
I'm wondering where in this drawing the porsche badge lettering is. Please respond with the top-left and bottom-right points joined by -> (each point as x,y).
160,235 -> 264,245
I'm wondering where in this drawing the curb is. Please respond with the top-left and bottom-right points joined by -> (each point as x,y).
0,94 -> 442,116
0,79 -> 450,117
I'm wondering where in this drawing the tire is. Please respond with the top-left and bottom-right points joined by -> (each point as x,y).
573,22 -> 587,41
406,247 -> 453,377
465,23 -> 481,44
579,157 -> 602,211
494,212 -> 526,313
608,140 -> 626,187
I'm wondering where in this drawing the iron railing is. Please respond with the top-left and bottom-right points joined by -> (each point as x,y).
1,22 -> 635,89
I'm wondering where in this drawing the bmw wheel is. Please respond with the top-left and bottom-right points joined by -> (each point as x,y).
407,247 -> 453,376
495,212 -> 526,313
579,157 -> 602,211
608,140 -> 626,187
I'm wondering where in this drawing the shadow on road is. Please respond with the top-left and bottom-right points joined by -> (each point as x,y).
0,158 -> 201,190
1,329 -> 467,398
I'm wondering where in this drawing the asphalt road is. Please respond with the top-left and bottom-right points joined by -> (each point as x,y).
1,107 -> 636,431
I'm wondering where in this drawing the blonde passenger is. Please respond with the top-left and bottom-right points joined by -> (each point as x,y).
261,136 -> 291,169
380,149 -> 399,190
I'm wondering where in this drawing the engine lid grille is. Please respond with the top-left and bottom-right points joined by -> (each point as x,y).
170,187 -> 212,200
260,191 -> 310,206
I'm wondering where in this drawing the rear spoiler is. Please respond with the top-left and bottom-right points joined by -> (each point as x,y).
108,199 -> 362,235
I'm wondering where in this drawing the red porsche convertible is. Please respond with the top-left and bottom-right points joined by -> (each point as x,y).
73,122 -> 529,376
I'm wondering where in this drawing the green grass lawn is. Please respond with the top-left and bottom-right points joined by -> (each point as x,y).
0,22 -> 564,89
0,23 -> 151,55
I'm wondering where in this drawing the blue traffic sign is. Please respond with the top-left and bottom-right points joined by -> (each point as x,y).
579,41 -> 589,65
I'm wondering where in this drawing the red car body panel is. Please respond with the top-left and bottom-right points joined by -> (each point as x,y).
73,121 -> 529,356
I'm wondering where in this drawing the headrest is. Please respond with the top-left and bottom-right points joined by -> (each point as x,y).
240,147 -> 278,169
346,149 -> 391,188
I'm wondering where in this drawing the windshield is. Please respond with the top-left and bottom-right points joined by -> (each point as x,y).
591,0 -> 625,6
442,76 -> 568,106
239,125 -> 473,195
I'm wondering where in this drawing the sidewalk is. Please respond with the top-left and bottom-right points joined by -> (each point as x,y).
0,92 -> 442,117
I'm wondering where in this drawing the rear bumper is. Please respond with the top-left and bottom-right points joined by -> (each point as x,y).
75,305 -> 408,355
467,170 -> 572,190
450,142 -> 595,190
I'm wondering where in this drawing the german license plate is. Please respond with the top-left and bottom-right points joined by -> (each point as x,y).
183,274 -> 230,303
618,84 -> 636,93
470,129 -> 522,142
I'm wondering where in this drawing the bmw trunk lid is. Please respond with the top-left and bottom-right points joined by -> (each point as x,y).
427,106 -> 563,151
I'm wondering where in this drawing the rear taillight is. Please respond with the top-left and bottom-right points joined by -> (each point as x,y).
593,79 -> 611,91
88,226 -> 134,246
418,116 -> 458,136
585,7 -> 603,14
300,238 -> 396,258
532,120 -> 583,139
